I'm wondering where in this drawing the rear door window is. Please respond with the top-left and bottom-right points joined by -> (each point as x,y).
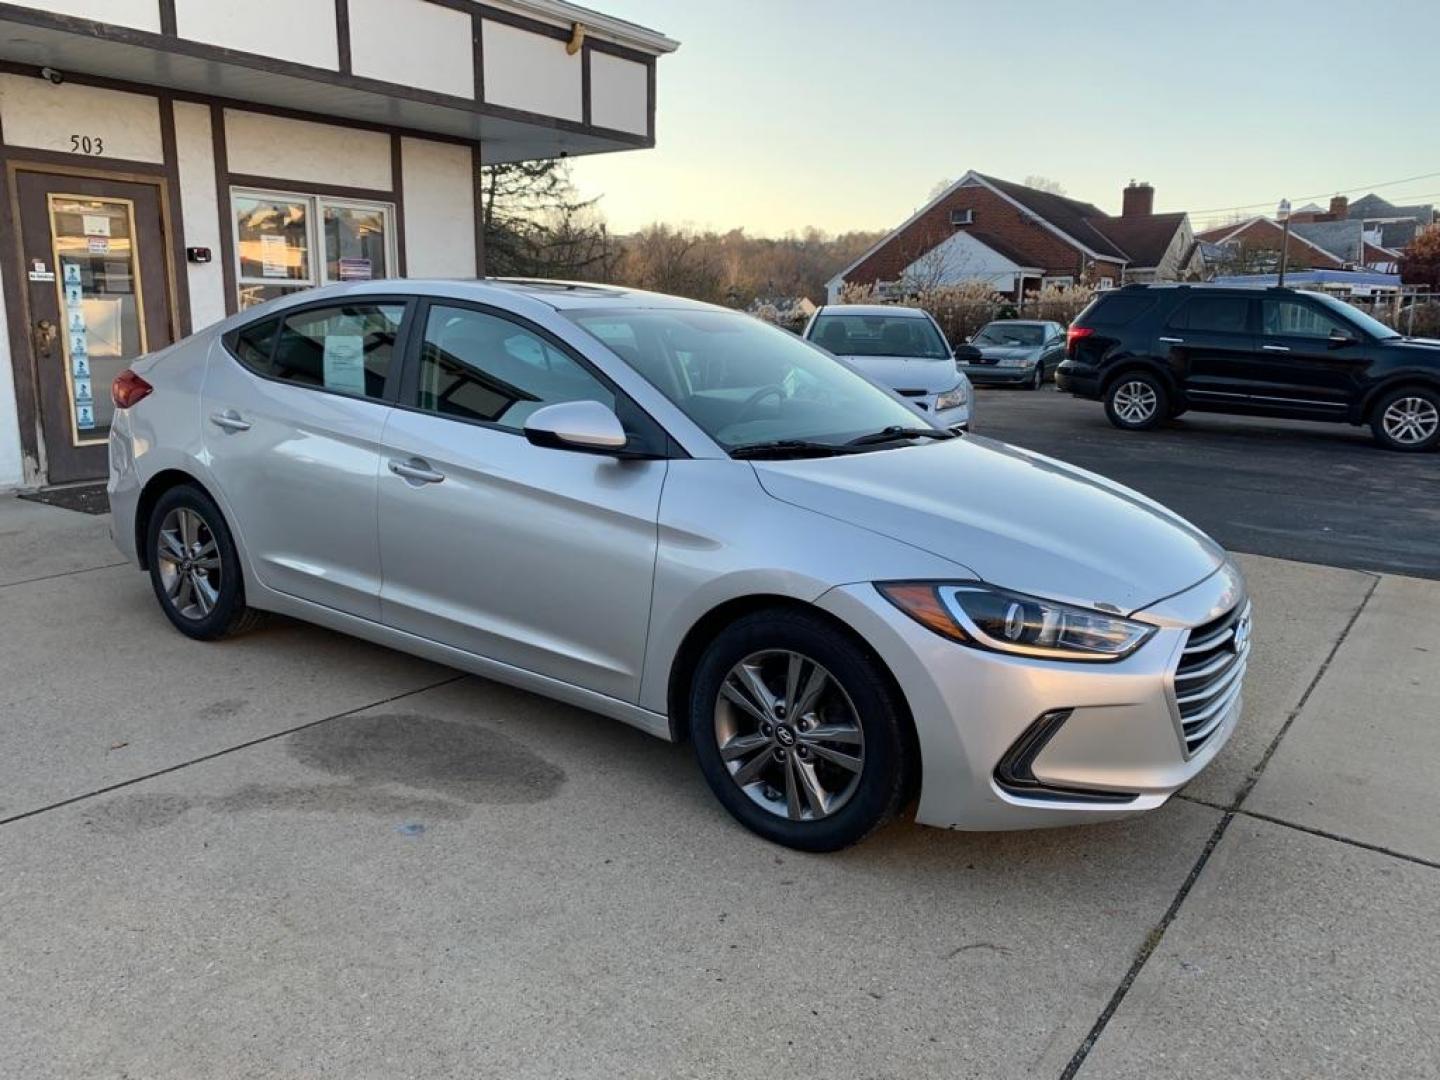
1262,299 -> 1349,339
1169,296 -> 1251,334
1079,294 -> 1155,326
269,303 -> 406,401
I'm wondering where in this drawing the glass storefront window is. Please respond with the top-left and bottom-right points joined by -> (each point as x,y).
325,203 -> 389,284
232,189 -> 395,310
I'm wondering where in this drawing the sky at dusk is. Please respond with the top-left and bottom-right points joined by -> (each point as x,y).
569,0 -> 1440,238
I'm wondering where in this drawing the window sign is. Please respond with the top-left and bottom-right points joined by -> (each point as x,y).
232,189 -> 395,311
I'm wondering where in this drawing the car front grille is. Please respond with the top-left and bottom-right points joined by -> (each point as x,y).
1173,599 -> 1251,755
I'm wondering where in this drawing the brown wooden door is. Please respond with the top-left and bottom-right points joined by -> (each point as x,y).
16,170 -> 175,483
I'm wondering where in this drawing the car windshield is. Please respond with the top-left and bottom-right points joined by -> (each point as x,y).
566,307 -> 931,452
1308,292 -> 1401,340
808,313 -> 949,359
973,323 -> 1045,347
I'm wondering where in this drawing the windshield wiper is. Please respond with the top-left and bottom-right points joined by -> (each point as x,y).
728,439 -> 852,460
845,425 -> 955,447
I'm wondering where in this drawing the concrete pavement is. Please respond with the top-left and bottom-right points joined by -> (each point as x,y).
0,494 -> 1435,1079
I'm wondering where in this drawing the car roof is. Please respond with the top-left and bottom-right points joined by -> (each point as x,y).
240,277 -> 733,315
981,319 -> 1051,326
816,304 -> 930,318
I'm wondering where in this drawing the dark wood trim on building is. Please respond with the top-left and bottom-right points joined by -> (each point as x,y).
227,174 -> 395,203
334,0 -> 352,75
472,10 -> 485,104
471,3 -> 572,41
157,94 -> 193,337
580,41 -> 592,127
646,54 -> 657,142
158,0 -> 176,36
0,144 -> 167,176
210,104 -> 238,317
473,143 -> 486,278
0,159 -> 40,479
390,134 -> 407,277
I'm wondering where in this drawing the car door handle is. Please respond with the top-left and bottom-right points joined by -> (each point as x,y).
1262,344 -> 1291,353
1158,336 -> 1184,344
209,410 -> 251,432
388,458 -> 445,485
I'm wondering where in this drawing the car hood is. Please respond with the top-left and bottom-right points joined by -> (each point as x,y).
835,354 -> 960,393
973,345 -> 1040,361
753,435 -> 1225,615
1386,336 -> 1440,352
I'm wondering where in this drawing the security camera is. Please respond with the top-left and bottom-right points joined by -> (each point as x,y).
40,67 -> 64,85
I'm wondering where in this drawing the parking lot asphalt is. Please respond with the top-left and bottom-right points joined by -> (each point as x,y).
2,495 -> 1438,1079
969,385 -> 1440,580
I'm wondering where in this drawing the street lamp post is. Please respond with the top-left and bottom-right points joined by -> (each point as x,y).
1277,198 -> 1292,287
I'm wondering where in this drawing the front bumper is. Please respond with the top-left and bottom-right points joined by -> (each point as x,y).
960,363 -> 1036,386
817,562 -> 1246,830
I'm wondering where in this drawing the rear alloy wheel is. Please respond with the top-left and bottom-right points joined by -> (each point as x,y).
689,609 -> 911,851
1104,373 -> 1167,431
146,485 -> 262,640
1371,387 -> 1440,452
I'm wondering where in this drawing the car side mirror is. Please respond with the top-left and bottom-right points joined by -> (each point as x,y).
953,344 -> 982,362
524,400 -> 629,454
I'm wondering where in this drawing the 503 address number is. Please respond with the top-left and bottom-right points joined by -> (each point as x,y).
69,135 -> 105,156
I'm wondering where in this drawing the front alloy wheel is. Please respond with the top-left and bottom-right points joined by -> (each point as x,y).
1372,388 -> 1440,452
688,608 -> 911,851
715,650 -> 865,822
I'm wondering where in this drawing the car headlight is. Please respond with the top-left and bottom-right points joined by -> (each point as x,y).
997,356 -> 1032,367
934,382 -> 969,410
877,581 -> 1155,661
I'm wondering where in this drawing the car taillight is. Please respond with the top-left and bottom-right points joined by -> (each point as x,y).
1066,325 -> 1095,352
112,370 -> 153,409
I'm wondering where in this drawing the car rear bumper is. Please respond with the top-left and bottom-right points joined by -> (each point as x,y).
816,563 -> 1247,830
1055,362 -> 1101,398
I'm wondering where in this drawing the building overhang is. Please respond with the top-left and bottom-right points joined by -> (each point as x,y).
0,1 -> 677,163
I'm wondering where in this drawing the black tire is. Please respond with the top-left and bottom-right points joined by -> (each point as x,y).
1104,371 -> 1168,431
688,608 -> 912,852
1026,364 -> 1043,391
145,484 -> 262,640
1369,385 -> 1440,453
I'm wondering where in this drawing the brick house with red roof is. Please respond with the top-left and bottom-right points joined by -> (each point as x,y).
826,172 -> 1197,301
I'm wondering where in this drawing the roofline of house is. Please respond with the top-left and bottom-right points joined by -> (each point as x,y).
1205,216 -> 1351,265
826,169 -> 1138,288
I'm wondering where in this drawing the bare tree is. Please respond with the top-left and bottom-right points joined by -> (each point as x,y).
1023,175 -> 1067,196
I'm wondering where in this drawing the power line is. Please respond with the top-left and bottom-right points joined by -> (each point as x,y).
1188,170 -> 1440,216
1192,190 -> 1440,231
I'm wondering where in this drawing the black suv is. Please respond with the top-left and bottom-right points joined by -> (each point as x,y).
1056,285 -> 1440,452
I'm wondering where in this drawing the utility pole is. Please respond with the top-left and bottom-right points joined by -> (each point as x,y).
1277,199 -> 1292,287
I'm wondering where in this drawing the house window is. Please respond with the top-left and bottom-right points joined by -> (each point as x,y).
232,189 -> 396,310
1098,276 -> 1115,289
1042,275 -> 1074,288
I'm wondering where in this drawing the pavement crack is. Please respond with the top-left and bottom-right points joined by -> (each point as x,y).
0,561 -> 129,590
0,674 -> 467,829
1057,573 -> 1380,1079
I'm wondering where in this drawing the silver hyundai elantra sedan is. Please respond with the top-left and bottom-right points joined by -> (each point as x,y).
108,279 -> 1249,851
